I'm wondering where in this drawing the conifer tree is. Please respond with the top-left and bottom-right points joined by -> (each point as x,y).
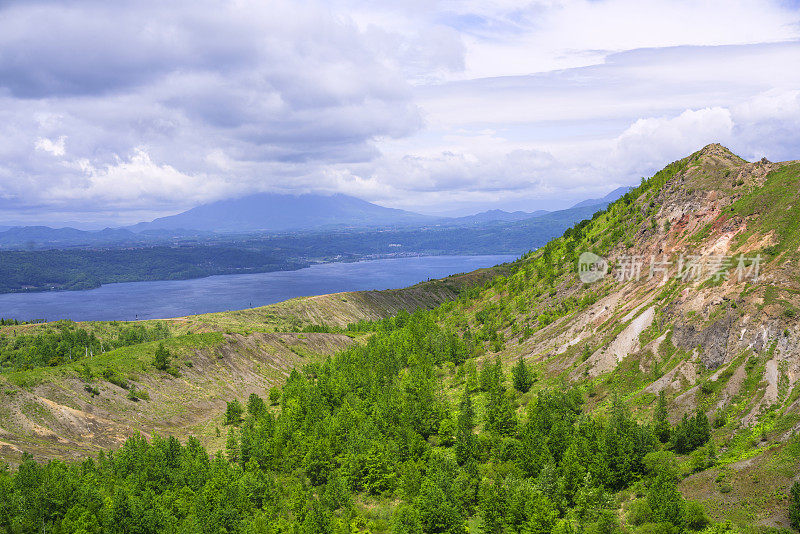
225,427 -> 240,464
789,481 -> 800,531
512,354 -> 534,393
225,399 -> 243,425
654,390 -> 670,443
455,390 -> 477,465
154,342 -> 170,371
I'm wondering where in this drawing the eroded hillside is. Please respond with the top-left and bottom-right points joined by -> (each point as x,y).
438,144 -> 800,527
0,264 -> 507,463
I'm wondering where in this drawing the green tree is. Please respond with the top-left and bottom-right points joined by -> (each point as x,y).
269,387 -> 282,406
416,478 -> 463,534
225,399 -> 243,425
301,499 -> 333,534
464,360 -> 479,393
154,343 -> 170,371
647,471 -> 685,527
684,501 -> 709,530
511,354 -> 534,393
518,421 -> 552,479
478,481 -> 507,534
485,386 -> 517,437
484,358 -> 516,437
654,390 -> 670,443
392,504 -> 424,534
225,427 -> 240,464
322,470 -> 352,511
399,461 -> 423,501
671,409 -> 711,454
246,393 -> 266,418
303,439 -> 333,486
790,481 -> 800,531
455,391 -> 478,465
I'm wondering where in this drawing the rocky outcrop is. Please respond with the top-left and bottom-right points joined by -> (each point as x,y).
671,310 -> 739,369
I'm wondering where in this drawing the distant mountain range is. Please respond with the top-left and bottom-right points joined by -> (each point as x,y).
569,186 -> 630,209
129,187 -> 629,233
128,193 -> 435,234
0,187 -> 629,249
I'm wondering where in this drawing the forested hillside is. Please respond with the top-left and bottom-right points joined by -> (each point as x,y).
2,145 -> 800,533
0,314 -> 725,533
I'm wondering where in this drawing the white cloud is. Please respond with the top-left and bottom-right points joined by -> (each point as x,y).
447,0 -> 800,79
34,136 -> 66,157
47,148 -> 230,209
359,86 -> 800,214
613,108 -> 735,166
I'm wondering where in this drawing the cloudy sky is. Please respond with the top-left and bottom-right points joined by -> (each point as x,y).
1,0 -> 800,227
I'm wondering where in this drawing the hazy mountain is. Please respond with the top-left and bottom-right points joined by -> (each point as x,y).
129,193 -> 436,234
569,186 -> 630,209
442,208 -> 550,226
0,188 -> 628,249
0,226 -> 144,249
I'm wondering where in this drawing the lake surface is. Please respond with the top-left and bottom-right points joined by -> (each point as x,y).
0,255 -> 516,322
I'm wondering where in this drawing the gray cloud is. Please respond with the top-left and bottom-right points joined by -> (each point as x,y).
0,0 -> 448,222
0,0 -> 799,225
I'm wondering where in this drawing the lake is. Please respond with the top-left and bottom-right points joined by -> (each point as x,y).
0,255 -> 516,322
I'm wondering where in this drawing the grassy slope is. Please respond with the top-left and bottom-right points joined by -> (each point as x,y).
0,261 -> 510,463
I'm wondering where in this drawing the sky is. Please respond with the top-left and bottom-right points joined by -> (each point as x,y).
1,0 -> 799,227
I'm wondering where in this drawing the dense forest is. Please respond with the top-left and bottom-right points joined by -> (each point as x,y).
2,309 -> 792,534
0,321 -> 171,371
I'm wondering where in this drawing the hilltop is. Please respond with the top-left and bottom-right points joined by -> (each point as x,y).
1,144 -> 800,532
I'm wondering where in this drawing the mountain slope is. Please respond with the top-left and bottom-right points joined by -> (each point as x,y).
129,192 -> 436,233
441,144 -> 800,527
0,263 -> 507,461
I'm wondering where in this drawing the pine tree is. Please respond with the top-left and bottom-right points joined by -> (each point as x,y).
647,471 -> 685,526
479,481 -> 507,534
512,354 -> 534,393
154,343 -> 170,371
479,360 -> 494,392
789,481 -> 800,531
464,360 -> 479,393
392,504 -> 423,534
485,386 -> 517,437
269,387 -> 282,405
225,427 -> 240,464
246,393 -> 266,418
654,390 -> 670,443
225,399 -> 243,425
455,390 -> 477,465
301,498 -> 333,534
416,478 -> 463,534
518,421 -> 552,478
